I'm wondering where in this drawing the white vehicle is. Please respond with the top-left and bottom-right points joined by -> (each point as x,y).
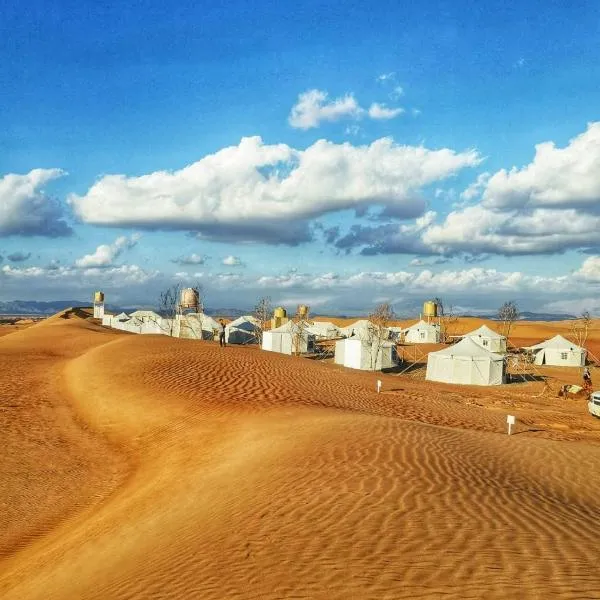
589,391 -> 600,418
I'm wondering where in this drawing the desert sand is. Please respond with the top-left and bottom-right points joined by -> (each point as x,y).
1,309 -> 600,599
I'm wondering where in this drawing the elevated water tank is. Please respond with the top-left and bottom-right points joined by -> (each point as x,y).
423,300 -> 437,318
180,287 -> 200,310
93,291 -> 104,303
297,304 -> 309,318
274,307 -> 287,319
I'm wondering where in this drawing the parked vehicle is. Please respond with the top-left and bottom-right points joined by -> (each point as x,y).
588,391 -> 600,418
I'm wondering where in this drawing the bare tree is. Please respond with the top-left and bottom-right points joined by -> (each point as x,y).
158,283 -> 181,336
253,296 -> 272,345
435,298 -> 459,343
570,310 -> 592,349
367,302 -> 395,370
498,300 -> 520,340
291,305 -> 311,356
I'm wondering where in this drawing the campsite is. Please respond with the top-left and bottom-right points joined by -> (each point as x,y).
1,300 -> 600,599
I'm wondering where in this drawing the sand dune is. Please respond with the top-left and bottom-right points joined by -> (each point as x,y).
1,311 -> 600,599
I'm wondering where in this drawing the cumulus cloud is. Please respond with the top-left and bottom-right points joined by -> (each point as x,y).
70,136 -> 480,245
368,103 -> 405,120
422,122 -> 600,257
7,251 -> 31,262
171,253 -> 206,265
376,72 -> 396,82
289,89 -> 404,129
75,233 -> 141,268
254,266 -> 570,295
481,122 -> 600,210
288,90 -> 364,129
574,255 -> 600,282
0,169 -> 72,237
222,255 -> 243,266
1,257 -> 594,314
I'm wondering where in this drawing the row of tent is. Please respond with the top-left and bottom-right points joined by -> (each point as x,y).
100,311 -> 588,385
426,332 -> 587,386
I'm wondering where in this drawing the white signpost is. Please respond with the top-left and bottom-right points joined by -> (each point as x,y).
507,414 -> 516,435
377,379 -> 382,393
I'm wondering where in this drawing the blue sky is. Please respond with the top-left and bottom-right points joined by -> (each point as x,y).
1,0 -> 600,314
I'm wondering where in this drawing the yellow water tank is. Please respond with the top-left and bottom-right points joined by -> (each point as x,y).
423,300 -> 437,318
297,304 -> 309,318
93,291 -> 104,303
274,307 -> 287,319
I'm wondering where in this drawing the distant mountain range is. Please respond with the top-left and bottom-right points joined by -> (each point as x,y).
0,301 -> 578,321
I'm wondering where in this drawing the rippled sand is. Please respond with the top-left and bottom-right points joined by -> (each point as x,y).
1,310 -> 600,599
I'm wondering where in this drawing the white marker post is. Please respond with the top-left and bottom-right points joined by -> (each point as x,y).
377,379 -> 382,394
507,414 -> 516,435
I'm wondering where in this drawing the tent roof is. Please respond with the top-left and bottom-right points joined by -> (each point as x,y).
307,321 -> 339,333
129,310 -> 161,318
340,320 -> 376,334
402,319 -> 440,333
269,320 -> 310,334
344,336 -> 394,348
185,313 -> 221,330
523,334 -> 584,352
461,324 -> 505,340
228,315 -> 260,327
431,337 -> 504,360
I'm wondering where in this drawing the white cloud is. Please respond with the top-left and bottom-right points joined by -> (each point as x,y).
75,234 -> 140,268
422,122 -> 600,256
376,72 -> 396,82
482,122 -> 600,210
70,136 -> 480,245
368,103 -> 405,120
574,256 -> 600,282
289,89 -> 405,129
171,253 -> 206,265
222,255 -> 243,266
0,169 -> 71,237
542,298 -> 600,317
1,263 -> 157,285
288,90 -> 364,129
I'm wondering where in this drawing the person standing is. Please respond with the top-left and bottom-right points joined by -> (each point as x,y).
219,319 -> 226,347
583,366 -> 592,390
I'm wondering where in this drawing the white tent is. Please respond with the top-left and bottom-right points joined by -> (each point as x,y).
112,317 -> 144,334
334,337 -> 397,371
402,320 -> 441,343
225,315 -> 260,344
340,320 -> 389,341
460,324 -> 507,353
306,321 -> 341,339
129,310 -> 162,323
426,337 -> 505,386
523,335 -> 586,367
262,321 -> 313,355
